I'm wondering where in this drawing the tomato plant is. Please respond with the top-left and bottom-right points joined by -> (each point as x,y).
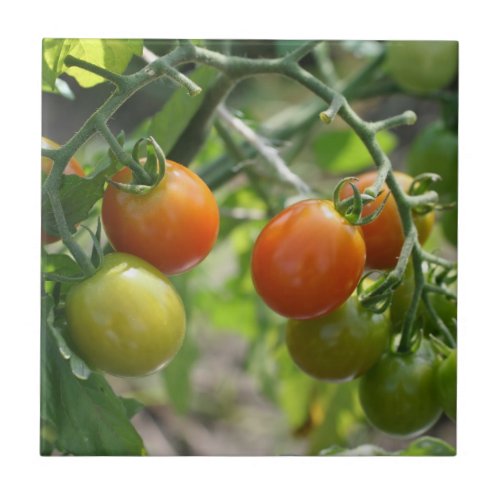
65,252 -> 186,377
341,171 -> 435,269
359,339 -> 443,438
437,349 -> 457,421
41,137 -> 85,244
251,199 -> 366,319
102,160 -> 220,275
386,41 -> 458,93
285,293 -> 390,382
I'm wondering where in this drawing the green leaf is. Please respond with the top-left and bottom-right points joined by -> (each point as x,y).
148,65 -> 220,156
120,397 -> 144,420
42,253 -> 82,296
41,297 -> 145,456
42,157 -> 115,238
43,39 -> 143,89
163,334 -> 199,414
313,129 -> 397,173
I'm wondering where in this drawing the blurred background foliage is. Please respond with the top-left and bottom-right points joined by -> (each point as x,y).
42,39 -> 457,455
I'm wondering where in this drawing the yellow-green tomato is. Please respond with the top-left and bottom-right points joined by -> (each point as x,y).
66,253 -> 186,377
285,295 -> 390,382
437,349 -> 457,421
386,41 -> 458,94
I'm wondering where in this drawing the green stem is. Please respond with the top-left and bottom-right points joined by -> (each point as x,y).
95,119 -> 152,185
46,190 -> 95,276
422,291 -> 457,348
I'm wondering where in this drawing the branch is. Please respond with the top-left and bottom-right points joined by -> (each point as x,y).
216,105 -> 312,196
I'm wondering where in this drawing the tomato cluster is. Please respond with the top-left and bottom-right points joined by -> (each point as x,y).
43,143 -> 219,377
249,167 -> 456,438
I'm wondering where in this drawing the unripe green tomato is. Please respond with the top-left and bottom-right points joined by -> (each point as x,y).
359,339 -> 443,438
386,41 -> 458,94
285,294 -> 390,382
437,349 -> 457,421
66,253 -> 186,377
407,121 -> 458,205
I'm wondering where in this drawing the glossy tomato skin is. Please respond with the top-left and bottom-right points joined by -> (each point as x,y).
359,339 -> 442,438
102,160 -> 219,275
386,41 -> 458,94
42,137 -> 85,244
286,294 -> 390,382
251,199 -> 366,320
437,349 -> 457,421
66,253 -> 186,377
341,171 -> 435,269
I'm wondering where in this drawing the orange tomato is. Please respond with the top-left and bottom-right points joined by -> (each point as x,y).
251,199 -> 366,320
341,171 -> 435,269
102,160 -> 219,275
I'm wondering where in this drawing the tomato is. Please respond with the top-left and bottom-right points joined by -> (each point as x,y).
437,349 -> 457,421
341,171 -> 435,269
285,293 -> 390,382
65,253 -> 186,377
359,339 -> 442,438
251,199 -> 366,319
102,160 -> 219,275
407,121 -> 458,205
41,137 -> 85,244
386,41 -> 458,93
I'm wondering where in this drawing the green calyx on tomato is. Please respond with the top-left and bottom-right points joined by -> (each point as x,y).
359,339 -> 443,438
386,41 -> 458,94
340,171 -> 435,270
102,159 -> 220,275
285,293 -> 390,382
437,349 -> 457,421
65,252 -> 186,377
251,199 -> 366,320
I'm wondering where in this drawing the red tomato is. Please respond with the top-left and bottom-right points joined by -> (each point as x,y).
251,199 -> 366,319
102,160 -> 219,275
341,171 -> 435,269
41,137 -> 85,244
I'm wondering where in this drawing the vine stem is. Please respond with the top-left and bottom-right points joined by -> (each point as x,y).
216,105 -> 312,196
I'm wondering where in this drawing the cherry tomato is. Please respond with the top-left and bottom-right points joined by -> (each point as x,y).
42,137 -> 85,244
251,199 -> 366,319
437,349 -> 457,421
341,171 -> 435,269
102,160 -> 219,275
407,121 -> 458,205
386,41 -> 458,93
285,293 -> 390,382
359,339 -> 442,438
65,252 -> 186,377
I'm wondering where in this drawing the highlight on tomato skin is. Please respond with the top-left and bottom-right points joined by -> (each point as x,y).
340,171 -> 435,270
251,199 -> 366,320
41,137 -> 85,244
102,160 -> 220,276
